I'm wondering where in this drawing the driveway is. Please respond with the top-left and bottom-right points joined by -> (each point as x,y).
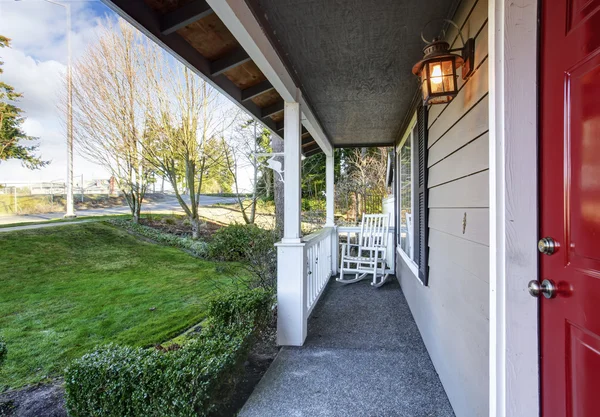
0,195 -> 239,226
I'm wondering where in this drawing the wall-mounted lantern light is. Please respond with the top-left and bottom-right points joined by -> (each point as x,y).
412,19 -> 475,106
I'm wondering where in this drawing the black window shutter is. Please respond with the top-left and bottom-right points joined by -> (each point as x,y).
415,104 -> 429,285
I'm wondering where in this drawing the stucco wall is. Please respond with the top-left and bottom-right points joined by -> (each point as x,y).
395,0 -> 489,416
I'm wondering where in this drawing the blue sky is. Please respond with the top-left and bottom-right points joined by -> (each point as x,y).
0,0 -> 116,184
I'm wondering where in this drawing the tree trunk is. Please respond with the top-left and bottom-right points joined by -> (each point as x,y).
191,217 -> 200,240
272,135 -> 284,237
133,201 -> 141,224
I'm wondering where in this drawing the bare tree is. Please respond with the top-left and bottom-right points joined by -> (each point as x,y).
337,148 -> 388,220
222,117 -> 272,225
70,20 -> 152,222
143,58 -> 234,238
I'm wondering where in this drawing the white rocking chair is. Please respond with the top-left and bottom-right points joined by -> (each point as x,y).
337,213 -> 391,288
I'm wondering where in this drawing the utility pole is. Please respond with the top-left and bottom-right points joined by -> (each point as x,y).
37,0 -> 76,217
64,1 -> 75,217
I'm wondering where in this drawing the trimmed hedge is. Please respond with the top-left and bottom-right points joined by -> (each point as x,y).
0,336 -> 6,369
64,288 -> 273,417
108,219 -> 208,258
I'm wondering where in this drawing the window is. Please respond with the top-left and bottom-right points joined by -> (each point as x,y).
397,105 -> 429,285
399,125 -> 416,260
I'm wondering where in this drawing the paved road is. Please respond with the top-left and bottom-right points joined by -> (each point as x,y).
0,195 -> 239,226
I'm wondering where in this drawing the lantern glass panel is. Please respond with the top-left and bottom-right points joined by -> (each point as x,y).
427,59 -> 456,95
441,59 -> 456,92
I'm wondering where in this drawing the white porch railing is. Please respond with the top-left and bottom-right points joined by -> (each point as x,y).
276,226 -> 336,346
304,227 -> 335,316
277,226 -> 396,346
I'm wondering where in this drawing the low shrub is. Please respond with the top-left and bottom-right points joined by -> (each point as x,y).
163,216 -> 176,225
64,288 -> 273,417
207,224 -> 277,290
207,224 -> 273,262
108,219 -> 208,257
0,336 -> 6,369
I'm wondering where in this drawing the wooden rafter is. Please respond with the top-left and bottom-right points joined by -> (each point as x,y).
261,100 -> 284,119
241,80 -> 275,101
160,0 -> 213,35
210,47 -> 252,76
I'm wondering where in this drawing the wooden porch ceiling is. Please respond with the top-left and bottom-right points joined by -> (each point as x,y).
102,0 -> 321,156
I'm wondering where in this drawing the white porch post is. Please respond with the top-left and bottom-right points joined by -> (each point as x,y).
282,101 -> 302,243
325,154 -> 335,227
276,99 -> 307,346
325,153 -> 337,273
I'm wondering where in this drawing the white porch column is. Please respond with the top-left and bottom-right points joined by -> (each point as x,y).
276,99 -> 307,346
282,101 -> 302,243
325,154 -> 335,227
325,153 -> 338,274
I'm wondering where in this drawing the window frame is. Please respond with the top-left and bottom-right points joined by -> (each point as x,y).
396,114 -> 419,275
396,106 -> 429,285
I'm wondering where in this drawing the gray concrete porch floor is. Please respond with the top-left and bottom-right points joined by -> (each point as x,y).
239,277 -> 455,417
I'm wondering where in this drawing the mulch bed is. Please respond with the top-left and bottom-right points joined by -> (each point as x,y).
0,325 -> 279,417
212,324 -> 279,417
0,383 -> 65,417
140,217 -> 222,241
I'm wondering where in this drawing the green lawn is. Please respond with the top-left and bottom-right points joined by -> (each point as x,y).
0,222 -> 240,389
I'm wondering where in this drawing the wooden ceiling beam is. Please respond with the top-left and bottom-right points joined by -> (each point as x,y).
210,47 -> 252,76
261,100 -> 284,119
303,143 -> 322,156
302,138 -> 316,147
275,120 -> 308,136
241,80 -> 275,102
160,0 -> 214,35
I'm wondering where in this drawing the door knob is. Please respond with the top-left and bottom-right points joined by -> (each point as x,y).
538,237 -> 556,255
528,279 -> 557,299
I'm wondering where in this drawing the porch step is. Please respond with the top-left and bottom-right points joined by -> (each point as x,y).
239,279 -> 455,417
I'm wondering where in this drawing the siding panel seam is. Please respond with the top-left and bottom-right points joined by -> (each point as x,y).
428,168 -> 489,189
428,91 -> 489,149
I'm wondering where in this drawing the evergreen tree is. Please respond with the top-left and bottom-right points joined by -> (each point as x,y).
0,36 -> 48,169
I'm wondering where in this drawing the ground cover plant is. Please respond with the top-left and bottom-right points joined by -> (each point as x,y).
109,218 -> 209,257
0,222 -> 242,389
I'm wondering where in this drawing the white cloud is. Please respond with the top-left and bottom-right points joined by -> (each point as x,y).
0,0 -> 111,183
0,1 -> 256,193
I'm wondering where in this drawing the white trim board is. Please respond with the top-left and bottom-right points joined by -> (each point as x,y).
397,246 -> 421,285
489,0 -> 539,416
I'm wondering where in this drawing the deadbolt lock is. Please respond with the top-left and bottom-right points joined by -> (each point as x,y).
538,237 -> 556,255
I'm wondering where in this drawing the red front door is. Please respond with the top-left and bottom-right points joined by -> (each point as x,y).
540,0 -> 600,416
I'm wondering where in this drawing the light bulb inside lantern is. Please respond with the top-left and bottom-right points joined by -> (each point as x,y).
430,64 -> 443,85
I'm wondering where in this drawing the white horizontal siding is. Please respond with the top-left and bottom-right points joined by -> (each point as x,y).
428,228 -> 489,280
396,0 -> 489,416
429,208 -> 489,246
429,171 -> 489,208
429,132 -> 489,187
